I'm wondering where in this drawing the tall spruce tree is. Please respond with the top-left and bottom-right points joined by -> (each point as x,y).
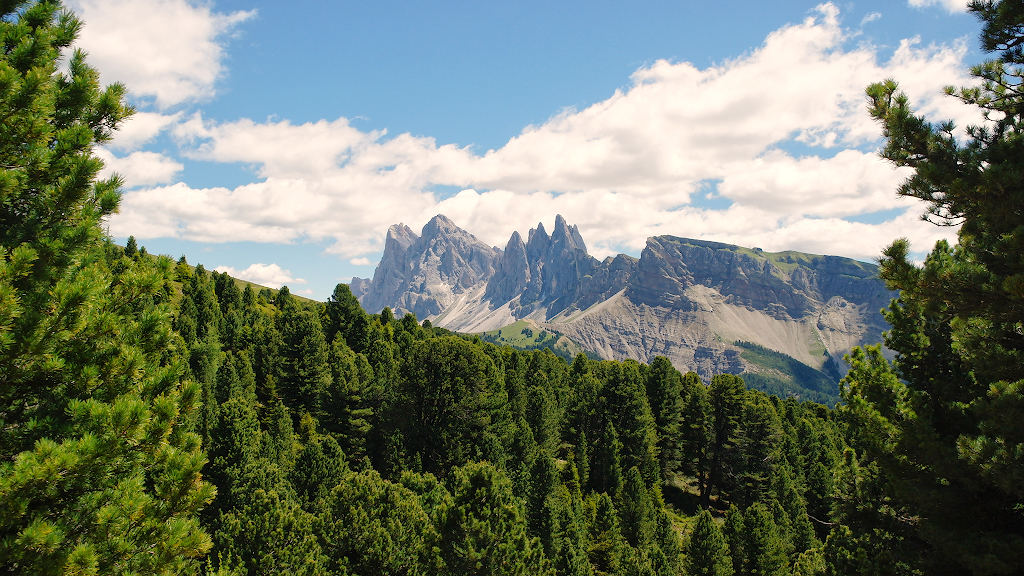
842,1 -> 1024,573
0,1 -> 213,572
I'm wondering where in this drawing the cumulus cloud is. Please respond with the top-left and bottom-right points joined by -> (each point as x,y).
908,0 -> 970,13
107,112 -> 181,152
349,257 -> 373,266
96,149 -> 183,187
213,263 -> 307,289
717,149 -> 915,217
67,0 -> 254,109
111,3 -> 971,264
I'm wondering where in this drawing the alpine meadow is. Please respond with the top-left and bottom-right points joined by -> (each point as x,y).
1,1 -> 1023,575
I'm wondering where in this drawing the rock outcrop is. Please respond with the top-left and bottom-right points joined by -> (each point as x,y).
353,215 -> 894,381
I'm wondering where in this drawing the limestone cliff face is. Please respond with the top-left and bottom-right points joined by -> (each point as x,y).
353,215 -> 501,320
629,237 -> 888,321
353,215 -> 894,381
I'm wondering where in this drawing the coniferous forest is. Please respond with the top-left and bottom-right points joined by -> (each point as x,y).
2,1 -> 1023,575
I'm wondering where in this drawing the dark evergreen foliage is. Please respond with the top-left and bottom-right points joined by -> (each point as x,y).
13,2 -> 1023,572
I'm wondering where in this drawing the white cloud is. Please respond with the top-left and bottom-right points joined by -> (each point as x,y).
107,112 -> 181,152
213,263 -> 307,289
349,257 -> 373,266
68,0 -> 254,109
96,149 -> 183,187
717,149 -> 915,217
111,3 -> 974,265
908,0 -> 970,13
861,12 -> 882,24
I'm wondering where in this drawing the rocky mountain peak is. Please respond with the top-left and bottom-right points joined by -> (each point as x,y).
421,213 -> 461,239
485,230 -> 530,303
551,213 -> 587,254
385,222 -> 417,251
527,222 -> 550,260
352,215 -> 500,319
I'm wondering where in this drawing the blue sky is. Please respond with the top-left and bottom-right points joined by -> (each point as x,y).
69,0 -> 981,299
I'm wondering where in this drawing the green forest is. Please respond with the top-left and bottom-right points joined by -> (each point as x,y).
1,0 -> 1023,575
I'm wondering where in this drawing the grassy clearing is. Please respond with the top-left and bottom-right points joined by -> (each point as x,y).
475,320 -> 589,362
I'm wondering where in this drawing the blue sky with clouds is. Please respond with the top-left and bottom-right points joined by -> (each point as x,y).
70,0 -> 981,299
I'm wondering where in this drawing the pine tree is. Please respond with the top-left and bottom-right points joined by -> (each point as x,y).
0,2 -> 213,572
290,435 -> 348,511
526,382 -> 561,455
215,488 -> 325,576
324,336 -> 373,460
318,468 -> 440,576
646,357 -> 685,483
589,419 -> 623,496
685,510 -> 734,576
399,336 -> 507,475
602,361 -> 660,486
588,493 -> 623,576
705,374 -> 745,505
742,502 -> 789,576
722,506 -> 745,576
680,373 -> 712,491
324,283 -> 365,348
440,462 -> 552,576
650,510 -> 682,576
618,467 -> 656,550
124,235 -> 138,258
552,484 -> 593,576
526,453 -> 559,551
842,2 -> 1024,572
280,306 -> 331,418
734,391 -> 783,509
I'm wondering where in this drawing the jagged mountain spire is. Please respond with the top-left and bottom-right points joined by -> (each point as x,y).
354,215 -> 501,319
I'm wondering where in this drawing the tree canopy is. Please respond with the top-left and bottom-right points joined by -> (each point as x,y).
0,1 -> 212,573
842,1 -> 1024,573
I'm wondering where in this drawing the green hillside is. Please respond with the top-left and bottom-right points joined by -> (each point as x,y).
735,340 -> 842,406
475,320 -> 591,362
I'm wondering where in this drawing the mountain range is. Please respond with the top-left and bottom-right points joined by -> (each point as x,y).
351,214 -> 895,401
